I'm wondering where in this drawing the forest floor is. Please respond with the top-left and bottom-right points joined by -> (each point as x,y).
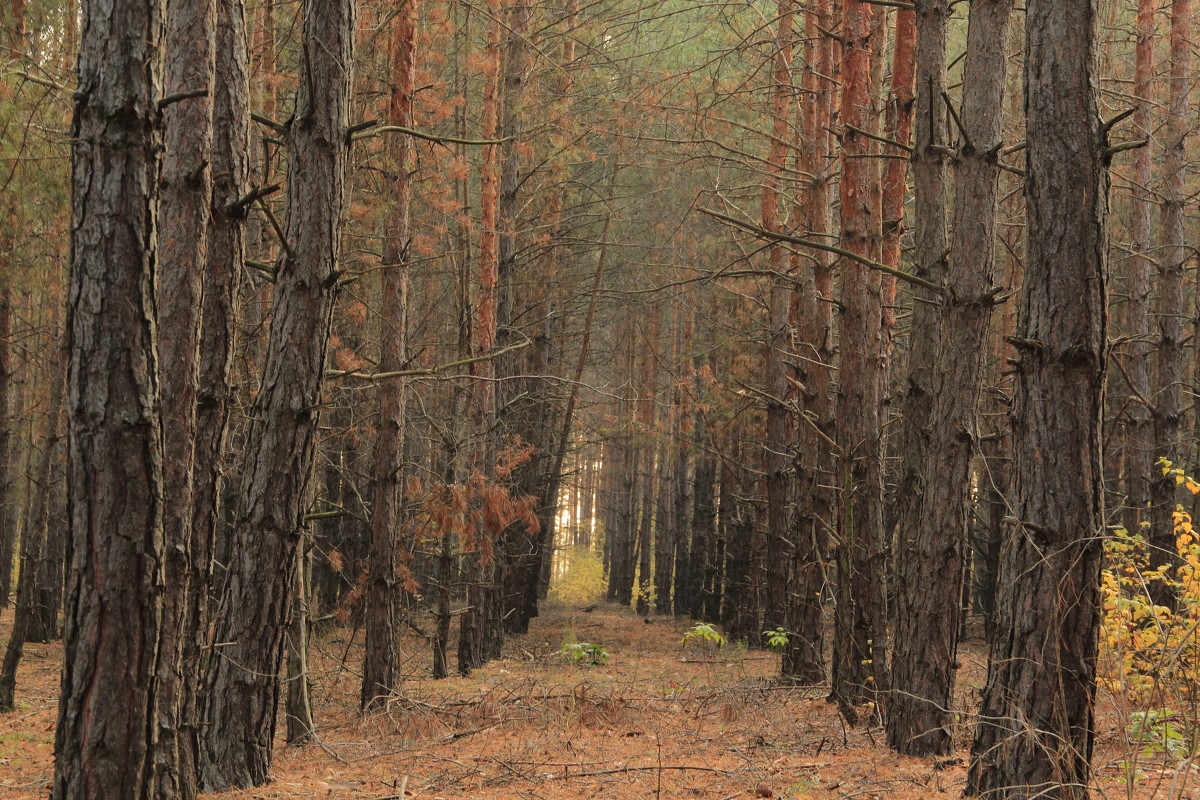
0,602 -> 1193,800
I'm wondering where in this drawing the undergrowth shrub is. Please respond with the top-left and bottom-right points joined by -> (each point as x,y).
548,546 -> 605,606
1100,458 -> 1200,764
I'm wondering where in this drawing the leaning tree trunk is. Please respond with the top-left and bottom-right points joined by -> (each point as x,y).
967,0 -> 1108,794
199,0 -> 355,788
362,0 -> 414,711
831,0 -> 888,725
54,0 -> 166,795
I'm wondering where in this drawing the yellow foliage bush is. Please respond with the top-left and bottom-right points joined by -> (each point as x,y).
1100,458 -> 1200,758
548,547 -> 606,607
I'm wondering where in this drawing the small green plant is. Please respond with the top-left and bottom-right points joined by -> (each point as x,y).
561,641 -> 609,667
681,623 -> 725,651
763,626 -> 790,654
1127,709 -> 1191,761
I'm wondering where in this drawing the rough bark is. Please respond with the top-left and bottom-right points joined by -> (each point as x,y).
0,340 -> 64,711
54,0 -> 166,794
1151,0 -> 1191,590
1120,0 -> 1154,537
763,0 -> 795,635
199,0 -> 355,787
831,0 -> 888,724
782,2 -> 836,685
153,0 -> 216,794
362,0 -> 414,711
182,0 -> 249,786
459,0 -> 504,675
967,0 -> 1108,793
889,0 -> 1012,756
0,290 -> 11,609
886,0 -> 949,753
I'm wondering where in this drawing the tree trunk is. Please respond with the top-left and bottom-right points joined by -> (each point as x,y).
830,0 -> 888,725
1120,0 -> 1154,538
1151,0 -> 1190,595
285,541 -> 314,744
183,0 -> 249,785
54,0 -> 166,794
967,0 -> 1108,793
459,0 -> 503,675
885,0 -> 950,753
889,0 -> 1013,756
0,341 -> 64,711
763,0 -> 795,635
154,0 -> 215,794
200,0 -> 355,787
0,289 -> 11,610
362,0 -> 414,711
782,2 -> 837,685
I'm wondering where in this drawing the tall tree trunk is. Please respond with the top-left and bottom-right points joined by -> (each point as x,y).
889,0 -> 1013,756
967,0 -> 1108,793
783,2 -> 837,684
0,288 -> 11,610
885,0 -> 949,751
154,0 -> 216,794
831,0 -> 888,725
25,294 -> 66,644
200,0 -> 355,787
459,0 -> 504,675
285,542 -> 314,743
1121,0 -> 1154,538
54,0 -> 166,794
182,0 -> 249,787
0,338 -> 65,711
763,0 -> 795,635
1151,0 -> 1191,592
362,0 -> 414,711
635,318 -> 659,617
0,0 -> 25,612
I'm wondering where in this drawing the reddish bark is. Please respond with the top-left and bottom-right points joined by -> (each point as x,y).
831,0 -> 888,723
362,0 -> 415,711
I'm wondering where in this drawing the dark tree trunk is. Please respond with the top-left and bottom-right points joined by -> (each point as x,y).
0,346 -> 64,711
889,0 -> 1013,756
670,430 -> 692,616
1150,0 -> 1191,597
831,0 -> 889,725
154,0 -> 216,793
762,0 -> 794,635
967,0 -> 1108,793
362,0 -> 414,711
200,0 -> 355,787
54,0 -> 166,794
182,0 -> 249,786
782,3 -> 836,685
1120,0 -> 1154,538
689,452 -> 717,620
0,289 -> 11,609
